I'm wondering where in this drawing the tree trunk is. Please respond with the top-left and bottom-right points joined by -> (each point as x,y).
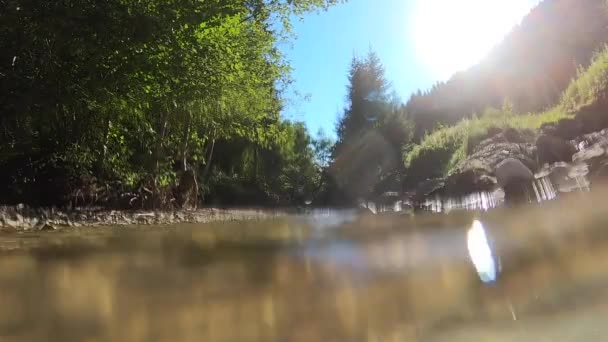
181,110 -> 192,172
151,107 -> 170,209
201,137 -> 216,182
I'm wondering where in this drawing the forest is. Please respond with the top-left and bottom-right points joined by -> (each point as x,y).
0,0 -> 341,208
2,0 -> 608,208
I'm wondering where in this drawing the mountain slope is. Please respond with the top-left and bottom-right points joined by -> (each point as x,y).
407,0 -> 608,140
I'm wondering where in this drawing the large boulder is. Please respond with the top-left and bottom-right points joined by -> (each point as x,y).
495,158 -> 534,187
444,160 -> 496,195
575,98 -> 608,134
414,178 -> 445,198
536,134 -> 576,164
442,140 -> 537,196
540,118 -> 583,140
495,158 -> 535,205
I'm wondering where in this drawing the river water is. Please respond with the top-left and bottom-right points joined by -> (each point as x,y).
1,191 -> 608,341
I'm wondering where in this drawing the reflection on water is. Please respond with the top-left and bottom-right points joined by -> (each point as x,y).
467,220 -> 498,283
422,160 -> 594,213
425,190 -> 503,213
2,191 -> 608,341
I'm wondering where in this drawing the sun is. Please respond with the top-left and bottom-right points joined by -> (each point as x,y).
411,0 -> 534,80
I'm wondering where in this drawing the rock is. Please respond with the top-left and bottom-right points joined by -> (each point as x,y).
495,158 -> 537,205
537,162 -> 590,193
503,181 -> 534,205
495,158 -> 534,187
441,140 -> 537,197
415,178 -> 445,198
14,213 -> 24,224
573,143 -> 605,164
472,128 -> 534,150
575,98 -> 608,134
444,165 -> 496,195
536,134 -> 576,164
1,217 -> 18,229
37,222 -> 56,231
575,129 -> 608,150
501,127 -> 534,143
540,118 -> 583,140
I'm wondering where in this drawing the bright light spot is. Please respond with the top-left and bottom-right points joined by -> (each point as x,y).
467,220 -> 497,283
411,0 -> 534,80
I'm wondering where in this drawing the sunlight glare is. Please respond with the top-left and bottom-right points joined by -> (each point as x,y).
412,0 -> 533,80
467,220 -> 497,283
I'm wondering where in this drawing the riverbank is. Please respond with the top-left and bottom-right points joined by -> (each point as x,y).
0,206 -> 290,231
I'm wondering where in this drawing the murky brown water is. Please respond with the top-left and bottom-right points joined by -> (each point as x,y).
1,192 -> 608,341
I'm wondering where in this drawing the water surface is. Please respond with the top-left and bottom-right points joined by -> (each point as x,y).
1,195 -> 608,341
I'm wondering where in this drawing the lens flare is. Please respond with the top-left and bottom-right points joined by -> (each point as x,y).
467,220 -> 497,283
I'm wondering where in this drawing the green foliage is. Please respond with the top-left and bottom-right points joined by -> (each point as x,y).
0,0 -> 339,206
331,51 -> 413,203
406,0 -> 608,140
403,107 -> 571,184
561,45 -> 608,113
403,45 -> 608,186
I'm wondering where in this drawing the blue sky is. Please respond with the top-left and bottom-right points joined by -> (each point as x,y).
280,0 -> 541,138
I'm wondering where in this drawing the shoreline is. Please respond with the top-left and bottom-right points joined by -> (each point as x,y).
0,205 -> 291,231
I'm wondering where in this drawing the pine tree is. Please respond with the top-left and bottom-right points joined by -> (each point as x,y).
330,51 -> 411,203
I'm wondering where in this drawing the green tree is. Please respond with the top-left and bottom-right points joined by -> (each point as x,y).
0,0 -> 343,207
331,51 -> 412,203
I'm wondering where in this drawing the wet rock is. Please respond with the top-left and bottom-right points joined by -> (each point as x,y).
536,162 -> 589,193
444,165 -> 496,195
503,181 -> 534,205
495,158 -> 534,187
37,222 -> 56,231
414,178 -> 445,198
536,134 -> 576,164
574,129 -> 608,156
442,141 -> 537,197
495,158 -> 536,206
573,143 -> 605,163
471,141 -> 537,171
1,217 -> 18,229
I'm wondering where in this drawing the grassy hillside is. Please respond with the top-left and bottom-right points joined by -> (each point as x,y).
407,0 -> 608,140
404,46 -> 608,185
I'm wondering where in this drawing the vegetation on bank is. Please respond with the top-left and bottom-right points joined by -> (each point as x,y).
0,0 -> 340,207
2,0 -> 608,208
403,45 -> 608,185
561,45 -> 608,113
